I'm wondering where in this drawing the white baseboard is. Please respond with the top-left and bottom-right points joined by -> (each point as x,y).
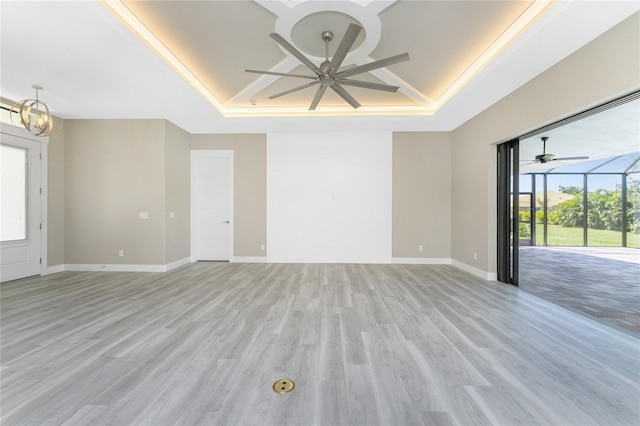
65,264 -> 166,272
44,258 -> 497,281
392,257 -> 452,265
451,260 -> 497,281
60,258 -> 193,273
266,257 -> 391,264
165,257 -> 192,271
231,256 -> 267,263
44,264 -> 65,275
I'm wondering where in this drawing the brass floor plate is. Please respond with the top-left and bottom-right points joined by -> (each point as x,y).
273,379 -> 295,394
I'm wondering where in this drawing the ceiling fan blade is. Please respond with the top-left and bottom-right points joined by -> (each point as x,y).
553,156 -> 590,161
336,52 -> 410,78
330,83 -> 361,109
329,23 -> 362,72
338,78 -> 400,92
245,69 -> 318,80
309,85 -> 328,110
269,33 -> 323,76
268,81 -> 320,100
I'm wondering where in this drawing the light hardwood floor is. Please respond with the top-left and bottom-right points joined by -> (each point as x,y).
1,263 -> 638,425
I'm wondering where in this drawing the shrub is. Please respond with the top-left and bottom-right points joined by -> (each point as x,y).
556,196 -> 583,227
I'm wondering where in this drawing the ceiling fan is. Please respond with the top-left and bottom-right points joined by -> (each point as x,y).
245,23 -> 409,110
523,136 -> 590,164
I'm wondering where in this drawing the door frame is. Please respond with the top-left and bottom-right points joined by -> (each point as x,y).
190,150 -> 234,262
1,124 -> 48,281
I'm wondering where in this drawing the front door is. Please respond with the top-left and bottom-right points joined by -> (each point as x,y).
191,150 -> 233,261
1,129 -> 43,282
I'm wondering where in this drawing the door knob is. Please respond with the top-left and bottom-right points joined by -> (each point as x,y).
223,220 -> 230,224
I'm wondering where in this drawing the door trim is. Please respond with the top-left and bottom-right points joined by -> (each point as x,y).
0,124 -> 48,280
190,150 -> 234,262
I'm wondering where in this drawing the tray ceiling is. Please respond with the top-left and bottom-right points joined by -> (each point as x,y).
108,0 -> 548,117
2,1 -> 637,132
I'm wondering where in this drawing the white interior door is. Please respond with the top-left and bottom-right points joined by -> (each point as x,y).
1,130 -> 43,282
191,150 -> 233,261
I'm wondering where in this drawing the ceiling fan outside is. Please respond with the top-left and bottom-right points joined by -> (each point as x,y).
245,23 -> 410,110
523,136 -> 590,164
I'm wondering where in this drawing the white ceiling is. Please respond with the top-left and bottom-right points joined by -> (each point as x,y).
1,1 -> 638,134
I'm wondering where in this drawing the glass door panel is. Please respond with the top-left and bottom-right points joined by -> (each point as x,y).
628,173 -> 640,248
546,174 -> 584,246
1,144 -> 27,241
587,174 -> 623,246
518,192 -> 534,246
534,174 -> 545,245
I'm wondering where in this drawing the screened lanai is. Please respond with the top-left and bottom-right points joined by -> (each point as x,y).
518,153 -> 640,336
519,151 -> 640,248
513,95 -> 640,336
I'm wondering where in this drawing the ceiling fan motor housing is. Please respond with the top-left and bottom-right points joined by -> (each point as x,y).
536,153 -> 556,163
536,154 -> 556,164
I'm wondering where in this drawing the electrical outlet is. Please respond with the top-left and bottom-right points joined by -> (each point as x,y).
119,250 -> 124,257
418,244 -> 424,252
260,244 -> 265,251
473,252 -> 477,260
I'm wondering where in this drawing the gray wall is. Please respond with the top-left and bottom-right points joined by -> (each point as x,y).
164,121 -> 191,264
64,120 -> 166,265
61,119 -> 190,266
43,13 -> 639,274
392,132 -> 452,259
47,120 -> 65,266
451,12 -> 640,274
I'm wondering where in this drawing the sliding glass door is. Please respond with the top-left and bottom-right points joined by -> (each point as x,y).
497,139 -> 519,285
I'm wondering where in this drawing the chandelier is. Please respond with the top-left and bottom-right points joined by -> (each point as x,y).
10,85 -> 60,137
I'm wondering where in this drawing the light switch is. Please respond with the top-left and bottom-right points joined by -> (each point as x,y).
139,212 -> 149,220
169,212 -> 175,219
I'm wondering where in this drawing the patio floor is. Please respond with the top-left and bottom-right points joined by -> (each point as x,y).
518,246 -> 640,336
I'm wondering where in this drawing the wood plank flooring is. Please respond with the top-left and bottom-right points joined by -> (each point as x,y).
1,263 -> 639,425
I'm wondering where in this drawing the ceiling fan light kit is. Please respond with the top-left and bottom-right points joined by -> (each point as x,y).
246,22 -> 409,111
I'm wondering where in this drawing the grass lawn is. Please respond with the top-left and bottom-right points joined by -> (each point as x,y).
528,224 -> 640,247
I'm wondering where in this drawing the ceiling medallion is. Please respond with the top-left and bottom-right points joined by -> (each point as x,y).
246,23 -> 409,110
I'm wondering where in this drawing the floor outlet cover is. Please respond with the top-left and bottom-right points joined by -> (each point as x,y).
272,379 -> 295,394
